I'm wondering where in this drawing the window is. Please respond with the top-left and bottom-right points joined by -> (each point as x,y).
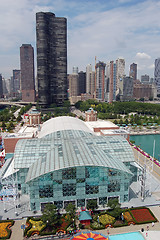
124,182 -> 129,191
39,185 -> 53,198
99,197 -> 107,205
124,194 -> 128,202
108,180 -> 120,192
62,168 -> 76,179
86,183 -> 99,194
77,199 -> 85,207
54,201 -> 63,209
63,184 -> 76,196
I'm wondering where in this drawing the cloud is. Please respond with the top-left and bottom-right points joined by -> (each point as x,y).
0,0 -> 160,79
148,64 -> 155,69
136,52 -> 151,60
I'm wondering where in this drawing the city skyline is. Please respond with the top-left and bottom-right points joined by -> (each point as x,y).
1,0 -> 160,79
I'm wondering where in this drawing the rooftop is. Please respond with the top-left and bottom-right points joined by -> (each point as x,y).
38,116 -> 93,138
85,120 -> 119,132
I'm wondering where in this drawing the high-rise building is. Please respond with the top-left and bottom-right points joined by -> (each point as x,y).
108,61 -> 117,103
116,58 -> 125,92
68,73 -> 79,97
86,64 -> 92,94
129,63 -> 137,81
90,71 -> 95,96
73,66 -> 78,74
20,44 -> 35,102
13,70 -> 21,98
78,71 -> 86,95
36,12 -> 67,106
0,74 -> 3,98
154,58 -> 160,94
95,61 -> 106,101
141,74 -> 150,84
119,76 -> 133,101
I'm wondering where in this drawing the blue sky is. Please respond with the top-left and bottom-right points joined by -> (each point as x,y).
1,0 -> 160,79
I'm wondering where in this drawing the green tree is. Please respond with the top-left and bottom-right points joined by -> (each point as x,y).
16,115 -> 22,122
65,203 -> 77,229
63,100 -> 71,108
7,121 -> 15,131
41,203 -> 59,227
1,121 -> 6,129
65,203 -> 76,220
86,199 -> 98,211
107,198 -> 122,219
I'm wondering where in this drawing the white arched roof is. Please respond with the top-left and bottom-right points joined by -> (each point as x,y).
38,116 -> 93,138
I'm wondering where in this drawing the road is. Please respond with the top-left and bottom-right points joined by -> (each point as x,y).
71,107 -> 86,119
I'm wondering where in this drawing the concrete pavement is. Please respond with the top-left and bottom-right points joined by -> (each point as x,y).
10,219 -> 26,240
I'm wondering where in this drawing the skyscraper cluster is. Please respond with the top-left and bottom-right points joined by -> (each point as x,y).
0,11 -> 159,104
69,58 -> 156,104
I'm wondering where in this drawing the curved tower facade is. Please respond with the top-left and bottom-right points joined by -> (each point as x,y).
36,12 -> 67,106
154,58 -> 160,94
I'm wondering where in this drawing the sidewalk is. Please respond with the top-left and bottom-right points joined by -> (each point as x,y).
11,219 -> 26,240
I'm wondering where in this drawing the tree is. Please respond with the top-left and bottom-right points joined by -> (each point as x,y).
1,121 -> 6,129
107,198 -> 120,210
65,203 -> 77,229
65,203 -> 76,220
16,115 -> 22,122
107,198 -> 122,219
86,199 -> 98,211
41,203 -> 60,227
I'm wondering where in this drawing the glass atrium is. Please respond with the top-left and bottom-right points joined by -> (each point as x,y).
0,117 -> 137,211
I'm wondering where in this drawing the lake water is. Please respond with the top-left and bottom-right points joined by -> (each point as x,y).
130,134 -> 160,160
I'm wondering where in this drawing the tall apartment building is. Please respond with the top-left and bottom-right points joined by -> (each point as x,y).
86,64 -> 92,94
20,44 -> 35,102
0,74 -> 3,98
129,63 -> 137,81
12,70 -> 21,98
116,58 -> 125,92
95,61 -> 106,101
107,61 -> 117,103
154,58 -> 160,94
36,12 -> 67,106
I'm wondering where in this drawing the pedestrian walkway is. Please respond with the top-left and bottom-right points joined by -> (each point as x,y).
11,219 -> 26,240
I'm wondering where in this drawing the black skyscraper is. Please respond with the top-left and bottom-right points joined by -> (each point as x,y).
36,12 -> 67,106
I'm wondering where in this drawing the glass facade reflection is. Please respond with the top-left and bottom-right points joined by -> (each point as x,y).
27,166 -> 132,211
1,117 -> 137,211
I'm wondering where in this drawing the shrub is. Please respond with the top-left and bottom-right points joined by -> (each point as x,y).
90,221 -> 105,230
99,214 -> 115,225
